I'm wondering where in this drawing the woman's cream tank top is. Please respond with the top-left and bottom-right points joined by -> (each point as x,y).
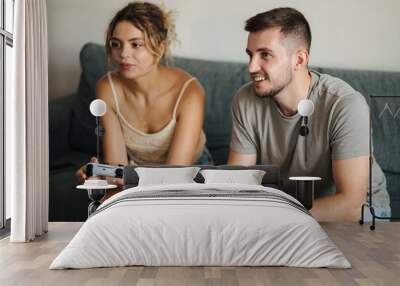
107,72 -> 206,165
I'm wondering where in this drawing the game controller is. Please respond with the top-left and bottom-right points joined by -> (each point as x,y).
86,163 -> 124,178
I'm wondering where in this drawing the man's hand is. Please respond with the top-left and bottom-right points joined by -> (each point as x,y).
310,156 -> 369,222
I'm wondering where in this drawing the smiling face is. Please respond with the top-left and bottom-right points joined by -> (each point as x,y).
109,21 -> 159,79
246,27 -> 296,98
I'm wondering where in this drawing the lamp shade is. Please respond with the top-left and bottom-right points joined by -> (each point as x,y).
89,99 -> 107,117
298,99 -> 314,117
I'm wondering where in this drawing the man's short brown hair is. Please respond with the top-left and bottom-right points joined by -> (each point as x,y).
245,7 -> 312,52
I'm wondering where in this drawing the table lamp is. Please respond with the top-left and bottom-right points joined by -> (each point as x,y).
89,99 -> 107,162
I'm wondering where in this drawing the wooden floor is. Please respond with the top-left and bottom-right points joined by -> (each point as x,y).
0,222 -> 399,286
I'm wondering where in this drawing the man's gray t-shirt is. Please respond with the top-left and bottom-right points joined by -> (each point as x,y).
230,70 -> 389,208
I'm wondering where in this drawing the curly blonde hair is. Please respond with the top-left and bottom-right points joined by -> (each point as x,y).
106,1 -> 176,62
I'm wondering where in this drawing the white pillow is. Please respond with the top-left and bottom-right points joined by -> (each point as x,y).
135,167 -> 201,186
200,169 -> 266,185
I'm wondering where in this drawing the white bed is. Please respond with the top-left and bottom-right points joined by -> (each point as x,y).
50,183 -> 351,269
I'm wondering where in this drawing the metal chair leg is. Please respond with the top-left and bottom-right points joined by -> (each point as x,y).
359,203 -> 365,225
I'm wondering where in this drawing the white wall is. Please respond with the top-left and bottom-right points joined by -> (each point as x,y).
47,0 -> 400,99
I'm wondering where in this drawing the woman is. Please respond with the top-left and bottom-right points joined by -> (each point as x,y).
76,1 -> 212,184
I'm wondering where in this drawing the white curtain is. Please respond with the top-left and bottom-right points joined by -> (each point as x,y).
6,0 -> 49,242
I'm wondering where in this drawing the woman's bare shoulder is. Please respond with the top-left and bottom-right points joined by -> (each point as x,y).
166,66 -> 194,81
96,72 -> 117,110
164,67 -> 204,92
166,67 -> 205,116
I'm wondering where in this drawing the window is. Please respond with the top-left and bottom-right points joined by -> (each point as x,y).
1,0 -> 14,232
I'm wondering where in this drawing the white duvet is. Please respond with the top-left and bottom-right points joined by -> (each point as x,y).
50,183 -> 351,269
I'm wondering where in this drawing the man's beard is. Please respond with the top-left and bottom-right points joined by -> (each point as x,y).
254,69 -> 293,98
256,84 -> 286,98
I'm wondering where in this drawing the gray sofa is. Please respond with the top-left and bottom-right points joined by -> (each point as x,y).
49,42 -> 400,221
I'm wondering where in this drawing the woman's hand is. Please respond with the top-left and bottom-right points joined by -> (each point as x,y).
75,157 -> 98,183
75,157 -> 124,186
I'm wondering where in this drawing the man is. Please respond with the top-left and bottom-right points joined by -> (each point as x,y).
228,7 -> 390,221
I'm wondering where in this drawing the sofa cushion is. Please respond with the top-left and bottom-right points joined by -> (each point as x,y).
70,43 -> 109,155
